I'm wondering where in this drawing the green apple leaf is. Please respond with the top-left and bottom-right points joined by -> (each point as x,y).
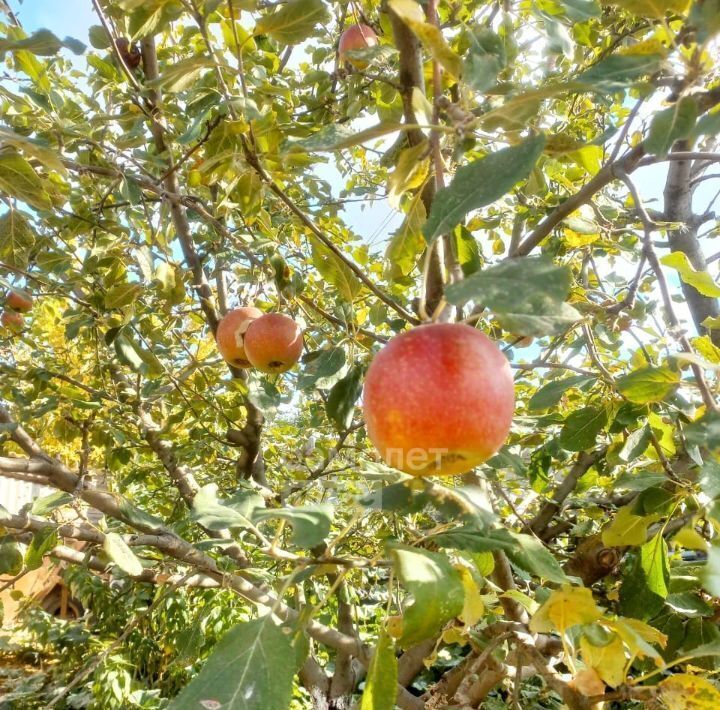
423,135 -> 545,244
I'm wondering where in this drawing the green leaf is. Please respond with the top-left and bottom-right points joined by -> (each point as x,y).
445,257 -> 580,336
504,531 -> 568,583
661,251 -> 720,298
432,527 -> 567,582
326,365 -> 363,430
666,592 -> 714,618
620,549 -> 666,620
0,127 -> 66,173
559,407 -> 607,451
254,504 -> 333,548
447,257 -> 570,306
562,0 -> 602,20
641,533 -> 669,598
0,29 -> 86,56
152,56 -> 214,93
528,375 -> 594,411
361,628 -> 398,710
700,461 -> 720,500
689,0 -> 720,43
118,501 -> 166,533
431,527 -> 515,554
617,366 -> 680,404
246,375 -> 282,417
457,227 -> 481,277
88,25 -> 111,49
693,106 -> 720,140
619,425 -> 652,462
686,412 -> 720,451
390,546 -> 465,646
423,135 -> 546,244
385,197 -> 426,280
0,150 -> 53,210
168,616 -> 296,710
576,54 -> 663,91
703,545 -> 720,597
254,0 -> 330,44
297,347 -> 346,390
104,283 -> 143,310
311,240 -> 361,303
289,123 -> 402,153
31,491 -> 73,516
25,527 -> 58,571
0,210 -> 36,269
191,484 -> 254,531
0,538 -> 23,576
464,29 -> 506,92
645,98 -> 698,157
113,333 -> 145,372
103,532 -> 143,577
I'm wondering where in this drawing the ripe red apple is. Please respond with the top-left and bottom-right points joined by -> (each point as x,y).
216,307 -> 263,367
362,323 -> 514,477
1,310 -> 24,332
338,24 -> 378,68
244,313 -> 303,374
116,38 -> 141,69
5,288 -> 33,312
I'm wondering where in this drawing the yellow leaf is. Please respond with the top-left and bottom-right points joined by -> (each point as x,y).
606,617 -> 666,663
661,252 -> 720,298
529,585 -> 602,635
411,86 -> 433,126
501,589 -> 539,615
602,505 -> 657,547
660,674 -> 720,709
387,141 -> 430,208
649,411 -> 676,458
601,0 -> 690,19
617,37 -> 670,56
570,145 -> 603,175
672,526 -> 709,551
580,632 -> 627,687
564,229 -> 599,248
388,0 -> 463,79
692,336 -> 720,365
457,567 -> 485,627
441,626 -> 468,646
387,615 -> 404,639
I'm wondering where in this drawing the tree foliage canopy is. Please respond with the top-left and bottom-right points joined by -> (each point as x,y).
1,0 -> 720,708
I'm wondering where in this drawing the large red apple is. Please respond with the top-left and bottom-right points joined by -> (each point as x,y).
1,310 -> 24,332
244,313 -> 303,374
338,24 -> 378,68
216,307 -> 263,367
5,288 -> 33,313
362,323 -> 514,477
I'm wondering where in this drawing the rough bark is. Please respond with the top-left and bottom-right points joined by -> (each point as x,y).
663,140 -> 720,345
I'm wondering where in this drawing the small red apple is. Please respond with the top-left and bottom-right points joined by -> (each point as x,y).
1,310 -> 24,332
244,313 -> 303,374
216,307 -> 263,367
338,24 -> 378,68
362,323 -> 515,477
116,38 -> 141,69
5,288 -> 33,313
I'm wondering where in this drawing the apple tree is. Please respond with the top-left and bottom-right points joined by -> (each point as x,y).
1,0 -> 720,708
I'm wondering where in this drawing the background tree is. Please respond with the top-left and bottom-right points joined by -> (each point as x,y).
1,0 -> 720,708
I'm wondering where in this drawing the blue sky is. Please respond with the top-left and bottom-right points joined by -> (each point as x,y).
10,0 -> 94,42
